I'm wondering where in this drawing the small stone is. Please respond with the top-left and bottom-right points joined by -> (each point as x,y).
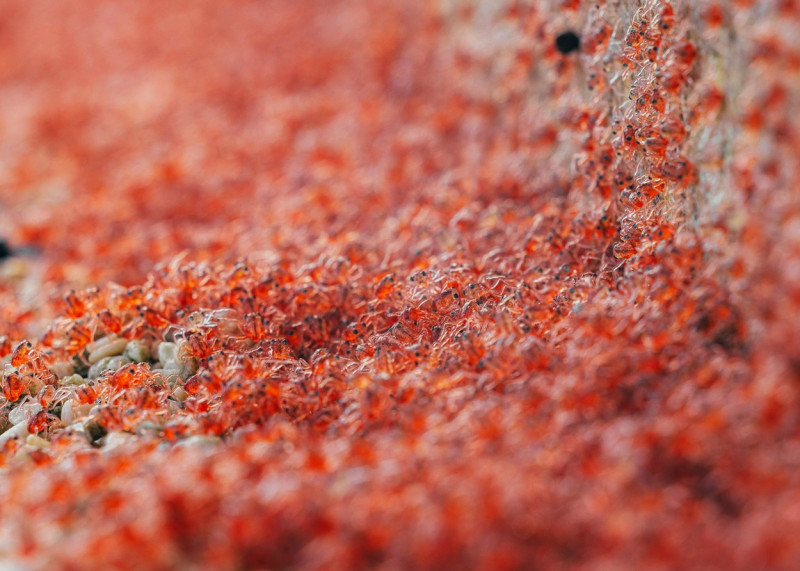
75,403 -> 92,419
9,403 -> 42,426
172,387 -> 189,402
1,258 -> 28,279
60,400 -> 91,425
101,431 -> 134,450
60,400 -> 75,425
88,338 -> 128,364
124,339 -> 151,363
178,343 -> 204,376
136,421 -> 162,436
26,376 -> 44,397
87,356 -> 113,379
59,374 -> 87,387
179,358 -> 199,380
157,342 -> 178,367
25,434 -> 49,448
153,368 -> 181,388
175,435 -> 220,448
50,361 -> 75,379
60,424 -> 91,445
0,408 -> 10,433
0,420 -> 29,446
86,335 -> 115,355
107,355 -> 132,370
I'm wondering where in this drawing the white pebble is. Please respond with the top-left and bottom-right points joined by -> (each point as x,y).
175,435 -> 220,448
152,368 -> 181,388
85,335 -> 116,354
101,431 -> 135,450
60,400 -> 75,425
107,355 -> 131,370
0,421 -> 29,446
50,361 -> 75,379
25,434 -> 49,448
74,403 -> 93,419
8,403 -> 41,426
88,338 -> 129,364
157,342 -> 178,367
136,421 -> 161,436
59,374 -> 87,387
87,357 -> 112,379
60,425 -> 91,446
1,258 -> 28,279
124,339 -> 151,363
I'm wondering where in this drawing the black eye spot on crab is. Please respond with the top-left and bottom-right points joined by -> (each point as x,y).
555,30 -> 580,54
0,239 -> 12,260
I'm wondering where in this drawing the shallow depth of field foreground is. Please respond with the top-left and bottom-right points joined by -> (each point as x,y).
0,0 -> 798,569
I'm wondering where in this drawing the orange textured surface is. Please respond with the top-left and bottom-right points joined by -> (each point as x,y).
0,0 -> 798,569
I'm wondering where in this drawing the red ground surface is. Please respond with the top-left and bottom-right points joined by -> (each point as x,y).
0,0 -> 798,569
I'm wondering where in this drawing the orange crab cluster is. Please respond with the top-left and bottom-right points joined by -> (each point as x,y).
0,0 -> 798,569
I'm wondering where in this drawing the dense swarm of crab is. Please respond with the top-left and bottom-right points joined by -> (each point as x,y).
0,0 -> 798,568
